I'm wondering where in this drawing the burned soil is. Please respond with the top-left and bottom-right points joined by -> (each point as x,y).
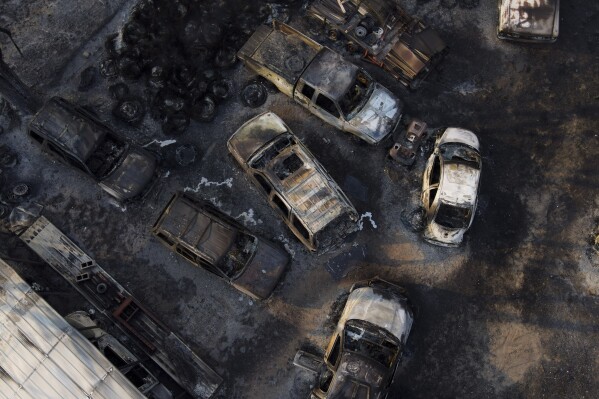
0,0 -> 598,399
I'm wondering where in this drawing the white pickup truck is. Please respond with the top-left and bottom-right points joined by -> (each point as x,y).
238,21 -> 403,145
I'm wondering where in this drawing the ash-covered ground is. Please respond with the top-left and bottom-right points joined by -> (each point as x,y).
1,0 -> 599,398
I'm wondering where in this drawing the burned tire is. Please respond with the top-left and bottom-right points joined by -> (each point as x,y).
210,79 -> 232,102
112,97 -> 145,125
191,95 -> 216,123
241,81 -> 267,108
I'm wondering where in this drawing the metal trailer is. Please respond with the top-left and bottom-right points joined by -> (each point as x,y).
18,216 -> 223,399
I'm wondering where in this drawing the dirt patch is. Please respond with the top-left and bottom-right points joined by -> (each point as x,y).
487,321 -> 544,385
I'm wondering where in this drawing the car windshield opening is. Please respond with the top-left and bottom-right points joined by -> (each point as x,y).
343,323 -> 399,368
218,232 -> 257,278
439,144 -> 481,170
85,134 -> 127,178
435,203 -> 471,229
339,71 -> 373,119
250,135 -> 293,170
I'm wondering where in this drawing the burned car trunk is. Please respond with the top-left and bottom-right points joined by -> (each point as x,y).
27,97 -> 159,202
421,128 -> 482,247
238,21 -> 403,144
311,277 -> 414,399
307,0 -> 448,89
498,0 -> 560,43
228,112 -> 358,252
152,192 -> 289,300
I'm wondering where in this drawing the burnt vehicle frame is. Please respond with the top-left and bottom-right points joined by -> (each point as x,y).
421,128 -> 482,247
238,21 -> 403,144
152,191 -> 289,300
307,0 -> 448,89
228,112 -> 358,252
311,277 -> 414,399
27,97 -> 159,202
497,0 -> 560,43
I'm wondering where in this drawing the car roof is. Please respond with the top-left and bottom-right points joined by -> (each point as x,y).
337,286 -> 413,342
301,49 -> 359,101
155,194 -> 237,264
499,0 -> 559,38
29,97 -> 109,162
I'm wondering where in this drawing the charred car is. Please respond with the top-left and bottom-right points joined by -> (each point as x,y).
498,0 -> 560,43
421,128 -> 481,247
238,21 -> 402,144
228,112 -> 358,251
308,0 -> 447,89
152,191 -> 289,300
311,277 -> 413,399
28,97 -> 159,201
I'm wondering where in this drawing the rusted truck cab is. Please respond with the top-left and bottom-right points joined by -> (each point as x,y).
238,21 -> 402,144
308,0 -> 447,88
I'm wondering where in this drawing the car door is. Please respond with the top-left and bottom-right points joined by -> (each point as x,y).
313,92 -> 344,130
295,80 -> 316,108
422,153 -> 441,217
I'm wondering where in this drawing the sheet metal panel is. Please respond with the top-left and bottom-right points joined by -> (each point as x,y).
0,258 -> 146,399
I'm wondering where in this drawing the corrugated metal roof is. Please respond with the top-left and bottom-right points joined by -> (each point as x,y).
0,258 -> 146,399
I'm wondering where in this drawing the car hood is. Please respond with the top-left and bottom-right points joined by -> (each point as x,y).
99,147 -> 158,201
349,84 -> 402,144
233,239 -> 289,300
337,286 -> 413,343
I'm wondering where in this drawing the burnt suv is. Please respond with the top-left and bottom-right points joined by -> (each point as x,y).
152,192 -> 289,300
312,278 -> 413,399
28,97 -> 159,202
228,112 -> 358,251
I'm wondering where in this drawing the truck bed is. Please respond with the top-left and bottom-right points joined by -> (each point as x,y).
238,22 -> 323,96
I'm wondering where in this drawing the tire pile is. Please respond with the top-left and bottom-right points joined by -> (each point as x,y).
100,0 -> 294,135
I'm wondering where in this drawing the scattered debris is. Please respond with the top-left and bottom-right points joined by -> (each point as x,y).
400,207 -> 426,233
11,183 -> 29,198
389,119 -> 429,167
307,0 -> 447,88
143,138 -> 177,148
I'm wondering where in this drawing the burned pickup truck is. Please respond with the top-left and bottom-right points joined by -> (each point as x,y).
228,112 -> 358,252
153,192 -> 289,300
308,0 -> 447,89
28,97 -> 159,201
238,21 -> 402,145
